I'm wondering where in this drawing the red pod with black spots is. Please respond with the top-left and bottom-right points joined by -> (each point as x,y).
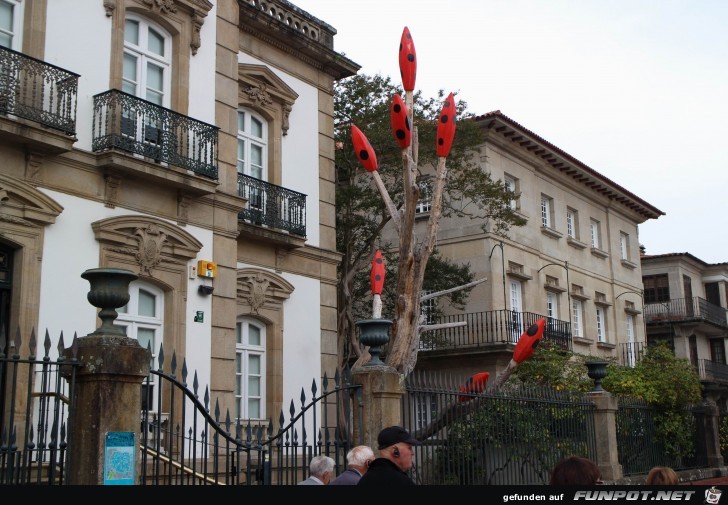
436,92 -> 456,157
390,94 -> 411,149
351,124 -> 378,172
457,372 -> 490,402
398,26 -> 416,91
513,318 -> 546,364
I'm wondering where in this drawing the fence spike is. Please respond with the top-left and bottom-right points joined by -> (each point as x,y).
57,330 -> 66,358
181,358 -> 188,386
11,326 -> 20,358
157,342 -> 165,371
70,332 -> 79,360
310,379 -> 317,399
300,387 -> 307,406
204,385 -> 210,411
334,367 -> 341,387
322,372 -> 329,393
170,350 -> 177,377
214,397 -> 220,422
193,370 -> 199,398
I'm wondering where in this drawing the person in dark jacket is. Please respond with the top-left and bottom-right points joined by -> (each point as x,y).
357,426 -> 420,486
330,445 -> 375,485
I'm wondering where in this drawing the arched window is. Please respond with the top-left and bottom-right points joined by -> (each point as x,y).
237,108 -> 268,179
123,15 -> 171,107
0,0 -> 23,50
117,281 -> 164,411
235,317 -> 266,420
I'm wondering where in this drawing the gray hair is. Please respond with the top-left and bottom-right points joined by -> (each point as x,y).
346,445 -> 375,467
309,455 -> 335,478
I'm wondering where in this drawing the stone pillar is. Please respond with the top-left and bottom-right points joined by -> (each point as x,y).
588,391 -> 623,481
694,385 -> 726,469
61,268 -> 151,485
352,365 -> 403,452
64,335 -> 150,484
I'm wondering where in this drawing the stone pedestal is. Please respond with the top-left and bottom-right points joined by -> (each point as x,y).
352,365 -> 403,452
588,391 -> 623,481
63,335 -> 150,484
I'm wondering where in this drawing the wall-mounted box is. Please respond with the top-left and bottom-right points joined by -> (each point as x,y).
197,260 -> 217,278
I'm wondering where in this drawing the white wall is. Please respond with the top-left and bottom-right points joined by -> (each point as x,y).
187,1 -> 217,126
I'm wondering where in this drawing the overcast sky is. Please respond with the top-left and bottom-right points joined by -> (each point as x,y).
292,0 -> 728,264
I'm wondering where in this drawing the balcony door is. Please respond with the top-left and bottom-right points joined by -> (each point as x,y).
237,109 -> 269,220
509,279 -> 523,341
122,15 -> 171,157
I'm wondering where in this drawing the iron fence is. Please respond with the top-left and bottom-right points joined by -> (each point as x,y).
616,396 -> 702,476
403,371 -> 596,485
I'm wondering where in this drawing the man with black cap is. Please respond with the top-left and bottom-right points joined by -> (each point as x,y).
357,426 -> 420,486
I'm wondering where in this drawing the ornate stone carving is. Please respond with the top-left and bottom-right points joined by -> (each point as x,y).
245,84 -> 273,107
25,152 -> 44,183
142,0 -> 178,13
191,11 -> 203,55
282,104 -> 292,136
134,223 -> 168,275
177,193 -> 190,225
244,273 -> 270,314
103,0 -> 117,16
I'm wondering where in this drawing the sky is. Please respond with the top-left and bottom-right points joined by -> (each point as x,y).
292,0 -> 728,264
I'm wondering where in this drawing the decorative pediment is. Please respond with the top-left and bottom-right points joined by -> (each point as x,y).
237,268 -> 294,314
0,173 -> 63,227
92,215 -> 202,275
238,64 -> 298,135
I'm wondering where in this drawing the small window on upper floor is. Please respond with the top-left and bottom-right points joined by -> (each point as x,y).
504,174 -> 518,211
620,232 -> 630,260
416,179 -> 432,214
541,194 -> 554,229
566,208 -> 579,239
590,219 -> 601,249
0,0 -> 23,50
643,274 -> 670,303
123,15 -> 171,108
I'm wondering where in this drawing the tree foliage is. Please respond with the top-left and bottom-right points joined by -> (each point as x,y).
334,73 -> 525,374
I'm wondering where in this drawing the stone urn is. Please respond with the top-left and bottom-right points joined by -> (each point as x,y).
585,360 -> 608,392
81,267 -> 138,337
356,318 -> 392,366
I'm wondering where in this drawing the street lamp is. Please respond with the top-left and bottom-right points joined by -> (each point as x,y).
537,260 -> 572,340
489,240 -> 506,308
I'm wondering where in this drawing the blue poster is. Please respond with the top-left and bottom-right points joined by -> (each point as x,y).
103,432 -> 135,485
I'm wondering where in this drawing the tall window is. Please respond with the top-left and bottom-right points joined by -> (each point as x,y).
643,274 -> 670,303
541,195 -> 553,228
590,219 -> 601,249
566,208 -> 578,239
620,232 -> 630,260
117,281 -> 163,412
572,299 -> 583,338
237,109 -> 267,179
596,306 -> 606,342
420,290 -> 436,325
504,174 -> 517,210
626,314 -> 636,367
415,179 -> 432,214
510,280 -> 523,338
236,318 -> 266,420
123,16 -> 171,106
546,292 -> 558,320
0,0 -> 22,50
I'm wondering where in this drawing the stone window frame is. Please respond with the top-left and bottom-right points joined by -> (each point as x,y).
106,0 -> 214,115
91,214 -> 203,358
237,63 -> 298,186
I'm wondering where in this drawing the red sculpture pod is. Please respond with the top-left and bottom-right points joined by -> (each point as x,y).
513,318 -> 546,364
436,92 -> 457,157
351,124 -> 378,172
370,250 -> 385,295
390,94 -> 411,149
398,26 -> 417,92
457,372 -> 490,402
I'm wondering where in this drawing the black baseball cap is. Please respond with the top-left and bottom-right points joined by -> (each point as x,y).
377,426 -> 421,449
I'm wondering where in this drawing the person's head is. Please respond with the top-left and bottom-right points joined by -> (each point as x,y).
646,466 -> 678,485
377,426 -> 420,471
550,456 -> 602,485
309,455 -> 336,485
346,445 -> 375,474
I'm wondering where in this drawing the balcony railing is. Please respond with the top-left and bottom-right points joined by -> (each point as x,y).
697,359 -> 728,383
0,45 -> 79,135
419,310 -> 572,352
237,173 -> 306,237
92,89 -> 218,179
618,341 -> 647,367
644,297 -> 727,329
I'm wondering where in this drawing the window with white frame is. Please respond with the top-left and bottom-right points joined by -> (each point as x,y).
238,109 -> 268,211
546,292 -> 558,320
117,281 -> 163,412
626,314 -> 636,367
415,179 -> 432,214
596,305 -> 606,342
420,290 -> 436,324
415,394 -> 439,430
504,174 -> 518,210
0,0 -> 22,50
566,208 -> 578,239
236,318 -> 266,420
590,219 -> 601,249
620,232 -> 630,260
541,195 -> 553,228
571,299 -> 583,338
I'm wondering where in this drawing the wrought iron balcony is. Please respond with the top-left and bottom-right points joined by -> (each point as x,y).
697,359 -> 728,384
92,89 -> 218,179
419,309 -> 572,352
237,173 -> 306,237
0,45 -> 79,135
644,297 -> 727,329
